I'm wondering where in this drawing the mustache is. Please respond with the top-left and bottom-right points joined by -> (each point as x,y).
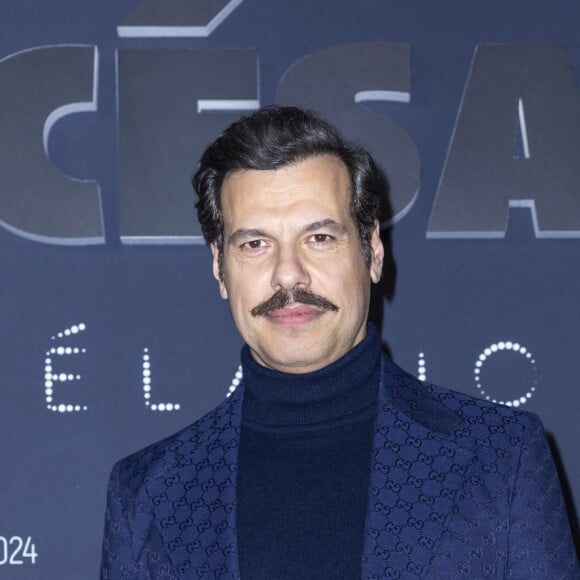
251,288 -> 339,317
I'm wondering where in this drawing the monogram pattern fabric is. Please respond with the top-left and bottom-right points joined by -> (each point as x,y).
101,357 -> 579,579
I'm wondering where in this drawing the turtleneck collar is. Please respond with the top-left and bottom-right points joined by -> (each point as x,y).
240,323 -> 382,427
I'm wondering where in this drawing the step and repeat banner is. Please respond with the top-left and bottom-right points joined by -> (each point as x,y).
1,0 -> 579,576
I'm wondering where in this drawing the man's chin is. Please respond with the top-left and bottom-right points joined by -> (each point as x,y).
252,342 -> 334,374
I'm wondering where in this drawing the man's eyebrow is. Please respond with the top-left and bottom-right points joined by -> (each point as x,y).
301,219 -> 349,235
228,228 -> 268,246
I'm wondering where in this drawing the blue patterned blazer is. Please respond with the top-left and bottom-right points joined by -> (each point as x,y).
101,357 -> 579,579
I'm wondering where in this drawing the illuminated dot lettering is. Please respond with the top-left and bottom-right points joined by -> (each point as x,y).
417,353 -> 427,382
227,366 -> 243,397
142,348 -> 181,412
473,340 -> 538,407
46,322 -> 88,412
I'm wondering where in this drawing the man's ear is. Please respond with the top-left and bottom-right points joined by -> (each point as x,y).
369,221 -> 384,284
210,243 -> 228,300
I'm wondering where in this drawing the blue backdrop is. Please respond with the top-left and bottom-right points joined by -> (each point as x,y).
1,1 -> 579,576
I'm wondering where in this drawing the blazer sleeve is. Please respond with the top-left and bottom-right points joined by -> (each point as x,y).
507,414 -> 579,578
100,460 -> 175,580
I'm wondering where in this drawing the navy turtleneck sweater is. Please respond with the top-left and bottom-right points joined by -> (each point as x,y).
236,325 -> 382,579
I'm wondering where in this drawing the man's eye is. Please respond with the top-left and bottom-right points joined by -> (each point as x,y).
309,234 -> 333,243
241,239 -> 266,250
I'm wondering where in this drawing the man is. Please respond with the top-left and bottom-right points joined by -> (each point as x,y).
101,106 -> 578,579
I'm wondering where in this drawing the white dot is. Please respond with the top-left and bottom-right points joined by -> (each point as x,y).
143,377 -> 151,385
57,333 -> 63,338
526,392 -> 532,398
151,404 -> 157,410
45,389 -> 53,396
59,373 -> 67,381
64,329 -> 71,336
73,348 -> 80,354
232,378 -> 240,386
144,393 -> 151,399
45,380 -> 53,388
142,369 -> 151,377
479,354 -> 486,361
58,404 -> 66,413
67,374 -> 74,381
484,348 -> 492,356
76,375 -> 81,380
66,404 -> 74,412
498,342 -> 505,350
506,341 -> 513,349
175,404 -> 181,410
143,362 -> 150,369
57,347 -> 65,355
143,385 -> 151,392
71,326 -> 79,334
512,400 -> 520,407
45,358 -> 51,364
75,405 -> 81,412
520,347 -> 527,354
476,361 -> 482,367
520,397 -> 527,404
78,323 -> 86,331
45,372 -> 52,380
46,397 -> 53,403
65,347 -> 72,354
166,403 -> 174,411
418,366 -> 426,374
491,344 -> 498,352
83,406 -> 88,411
474,369 -> 480,375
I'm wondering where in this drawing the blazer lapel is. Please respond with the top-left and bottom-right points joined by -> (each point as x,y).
362,358 -> 475,579
149,387 -> 244,579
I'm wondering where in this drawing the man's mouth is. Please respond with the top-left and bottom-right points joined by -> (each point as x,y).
266,304 -> 325,326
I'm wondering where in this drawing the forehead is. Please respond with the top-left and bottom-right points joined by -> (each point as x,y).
220,155 -> 352,227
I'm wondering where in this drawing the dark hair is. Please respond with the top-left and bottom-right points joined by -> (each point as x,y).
193,106 -> 380,274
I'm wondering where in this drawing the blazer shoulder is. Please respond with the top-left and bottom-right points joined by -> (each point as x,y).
426,378 -> 544,432
111,392 -> 240,495
382,355 -> 544,441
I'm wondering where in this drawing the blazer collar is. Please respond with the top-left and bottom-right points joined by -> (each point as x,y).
361,357 -> 475,579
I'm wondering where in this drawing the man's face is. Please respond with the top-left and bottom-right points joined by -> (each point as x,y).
211,154 -> 384,374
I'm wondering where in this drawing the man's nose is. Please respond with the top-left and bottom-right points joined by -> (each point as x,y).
270,246 -> 311,291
